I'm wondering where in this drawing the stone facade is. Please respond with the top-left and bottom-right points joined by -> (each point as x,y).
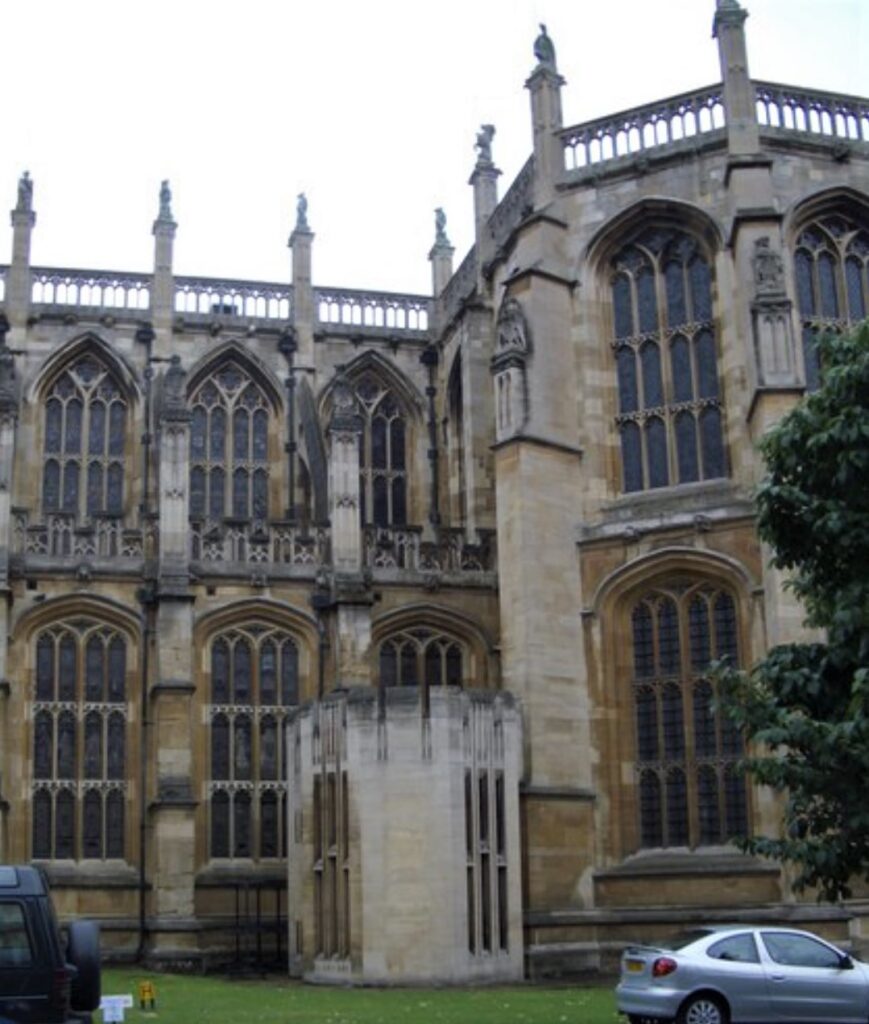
1,0 -> 869,979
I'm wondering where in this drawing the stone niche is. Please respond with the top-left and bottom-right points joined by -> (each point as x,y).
287,686 -> 524,984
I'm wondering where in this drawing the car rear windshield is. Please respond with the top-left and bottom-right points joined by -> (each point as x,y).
665,930 -> 715,950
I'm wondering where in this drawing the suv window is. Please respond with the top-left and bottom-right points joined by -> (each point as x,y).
707,933 -> 759,964
762,932 -> 842,968
0,903 -> 34,967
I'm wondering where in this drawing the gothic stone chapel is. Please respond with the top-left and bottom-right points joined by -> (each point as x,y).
1,1 -> 869,982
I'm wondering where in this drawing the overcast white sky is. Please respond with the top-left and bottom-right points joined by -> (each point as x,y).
2,0 -> 867,296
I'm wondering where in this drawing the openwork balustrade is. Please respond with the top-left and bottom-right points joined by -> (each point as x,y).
189,520 -> 328,567
439,246 -> 478,326
363,526 -> 496,575
30,268 -> 151,312
561,84 -> 726,171
174,276 -> 292,321
754,81 -> 869,144
15,511 -> 146,559
314,287 -> 429,334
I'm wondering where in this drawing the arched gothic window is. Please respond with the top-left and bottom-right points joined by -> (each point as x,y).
42,355 -> 126,518
610,228 -> 726,493
630,584 -> 746,849
189,362 -> 271,523
378,628 -> 464,691
208,625 -> 301,860
794,213 -> 869,391
350,372 -> 408,527
32,624 -> 128,861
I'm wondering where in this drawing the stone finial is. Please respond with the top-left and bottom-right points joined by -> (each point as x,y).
533,23 -> 556,69
475,124 -> 496,166
157,179 -> 174,222
434,207 -> 450,247
16,171 -> 33,213
713,0 -> 747,34
296,192 -> 309,231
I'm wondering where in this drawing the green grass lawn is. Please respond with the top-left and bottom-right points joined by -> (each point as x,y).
102,968 -> 622,1024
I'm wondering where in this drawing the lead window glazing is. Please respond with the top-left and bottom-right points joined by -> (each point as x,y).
351,373 -> 408,527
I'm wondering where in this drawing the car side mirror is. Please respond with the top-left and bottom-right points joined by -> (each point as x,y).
839,954 -> 854,970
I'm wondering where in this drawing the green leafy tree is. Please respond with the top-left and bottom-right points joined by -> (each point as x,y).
720,322 -> 869,901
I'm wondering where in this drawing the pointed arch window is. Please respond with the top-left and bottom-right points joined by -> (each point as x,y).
42,355 -> 126,519
794,213 -> 869,391
610,229 -> 726,492
630,585 -> 747,849
350,372 -> 408,527
378,628 -> 465,698
189,362 -> 271,523
207,625 -> 301,860
31,624 -> 128,862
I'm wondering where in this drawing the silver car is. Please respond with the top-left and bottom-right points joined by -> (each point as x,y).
616,924 -> 869,1024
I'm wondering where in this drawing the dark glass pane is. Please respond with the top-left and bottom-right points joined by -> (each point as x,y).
108,402 -> 125,456
234,791 -> 252,858
211,714 -> 230,779
83,791 -> 102,859
372,417 -> 387,469
87,462 -> 103,516
84,714 -> 102,778
400,644 -> 417,687
85,637 -> 103,702
260,641 -> 277,705
107,463 -> 123,515
190,467 -> 206,517
391,477 -> 406,526
55,790 -> 75,859
233,468 -> 248,518
714,593 -> 739,662
281,641 -> 299,706
57,712 -> 76,779
34,713 -> 53,779
373,476 -> 388,527
260,716 -> 278,781
58,636 -> 76,702
209,467 -> 225,520
234,716 -> 252,780
675,411 -> 699,484
818,251 -> 839,318
281,720 -> 289,783
252,409 -> 268,460
724,764 -> 748,839
106,791 -> 124,858
640,342 -> 664,409
380,642 -> 397,688
107,713 -> 125,779
665,261 -> 687,327
700,406 -> 726,479
33,791 -> 52,859
191,407 -> 207,458
621,422 -> 643,493
693,680 -> 716,757
695,330 -> 719,399
62,462 -> 80,513
210,408 -> 226,461
45,400 -> 62,454
697,766 -> 720,845
390,418 -> 405,470
425,644 -> 442,688
233,409 -> 249,461
662,684 -> 685,760
36,636 -> 54,701
43,460 -> 60,511
632,604 -> 655,678
689,597 -> 711,671
637,265 -> 658,334
211,791 -> 229,858
233,641 -> 252,704
689,257 -> 712,322
616,346 -> 638,414
658,599 -> 680,674
88,402 -> 106,455
794,249 -> 815,316
846,257 -> 865,321
445,645 -> 462,687
612,273 -> 634,339
108,636 -> 125,702
670,335 -> 693,403
666,768 -> 689,846
260,792 -> 278,858
639,771 -> 663,847
635,687 -> 658,761
253,469 -> 268,520
803,327 -> 821,392
646,417 -> 669,489
721,708 -> 743,757
65,399 -> 83,454
212,640 -> 230,703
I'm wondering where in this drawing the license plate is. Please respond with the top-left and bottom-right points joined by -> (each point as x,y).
626,959 -> 645,973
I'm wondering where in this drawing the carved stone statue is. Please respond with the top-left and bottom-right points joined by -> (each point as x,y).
159,180 -> 173,221
434,207 -> 449,246
161,355 -> 189,421
533,24 -> 556,68
296,192 -> 309,230
16,171 -> 33,213
0,344 -> 17,410
752,236 -> 786,297
475,124 -> 496,165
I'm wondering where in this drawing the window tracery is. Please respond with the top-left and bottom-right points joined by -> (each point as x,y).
610,228 -> 726,492
378,628 -> 464,691
630,584 -> 746,849
350,372 -> 408,527
31,623 -> 128,861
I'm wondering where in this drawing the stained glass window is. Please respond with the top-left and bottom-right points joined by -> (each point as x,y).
349,374 -> 409,528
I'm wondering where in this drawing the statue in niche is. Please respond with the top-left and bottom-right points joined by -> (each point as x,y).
162,354 -> 187,418
533,24 -> 556,68
752,236 -> 786,297
296,192 -> 309,230
496,297 -> 531,356
159,180 -> 173,221
0,344 -> 17,407
17,171 -> 33,212
434,207 -> 449,245
475,124 -> 496,165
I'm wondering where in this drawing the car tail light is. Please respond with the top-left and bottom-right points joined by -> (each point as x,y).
652,956 -> 678,977
49,967 -> 71,1010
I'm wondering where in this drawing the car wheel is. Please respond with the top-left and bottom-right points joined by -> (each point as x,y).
676,994 -> 728,1024
66,920 -> 101,1013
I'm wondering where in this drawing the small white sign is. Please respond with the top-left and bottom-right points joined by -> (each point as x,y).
100,994 -> 133,1022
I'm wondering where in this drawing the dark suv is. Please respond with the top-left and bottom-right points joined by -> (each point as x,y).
0,866 -> 100,1024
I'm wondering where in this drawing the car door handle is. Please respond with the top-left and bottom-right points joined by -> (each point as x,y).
770,974 -> 786,982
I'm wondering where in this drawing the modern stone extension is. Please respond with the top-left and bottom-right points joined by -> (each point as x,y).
1,0 -> 869,981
